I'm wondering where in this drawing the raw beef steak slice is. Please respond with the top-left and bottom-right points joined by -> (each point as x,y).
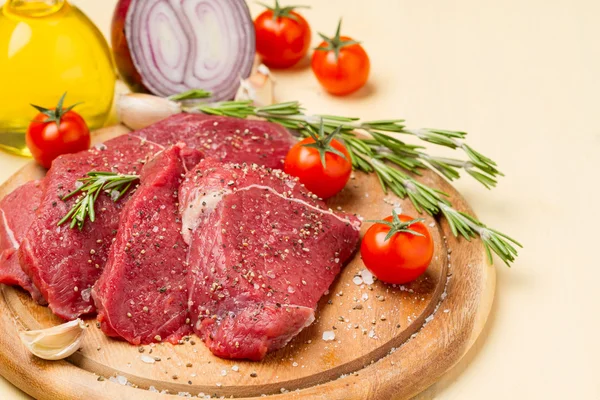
179,159 -> 361,360
93,145 -> 201,345
19,135 -> 165,319
132,113 -> 296,169
0,181 -> 45,304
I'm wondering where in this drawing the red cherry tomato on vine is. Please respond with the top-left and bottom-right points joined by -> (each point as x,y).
361,213 -> 434,284
284,134 -> 352,199
26,93 -> 90,169
254,1 -> 311,69
311,20 -> 370,95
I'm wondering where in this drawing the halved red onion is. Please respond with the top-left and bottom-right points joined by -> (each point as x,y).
112,0 -> 255,101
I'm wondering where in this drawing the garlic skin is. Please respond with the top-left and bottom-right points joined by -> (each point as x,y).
117,93 -> 182,130
235,63 -> 275,107
19,319 -> 87,361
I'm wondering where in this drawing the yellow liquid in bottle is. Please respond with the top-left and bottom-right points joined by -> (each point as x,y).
0,0 -> 116,156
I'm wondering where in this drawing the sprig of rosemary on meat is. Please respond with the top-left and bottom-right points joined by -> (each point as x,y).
192,100 -> 521,265
57,172 -> 139,230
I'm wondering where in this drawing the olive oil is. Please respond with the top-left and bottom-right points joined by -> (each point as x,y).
0,0 -> 115,156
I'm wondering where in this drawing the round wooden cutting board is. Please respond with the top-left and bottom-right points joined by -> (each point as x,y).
0,126 -> 494,400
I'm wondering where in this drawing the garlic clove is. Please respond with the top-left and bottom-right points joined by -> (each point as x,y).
19,319 -> 87,361
235,63 -> 275,107
117,93 -> 182,130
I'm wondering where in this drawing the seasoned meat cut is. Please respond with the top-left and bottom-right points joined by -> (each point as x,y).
133,113 -> 296,170
0,181 -> 45,304
93,145 -> 201,345
179,159 -> 361,360
19,135 -> 163,319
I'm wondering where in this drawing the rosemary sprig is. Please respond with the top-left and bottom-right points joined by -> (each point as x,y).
57,172 -> 139,230
192,101 -> 501,188
191,100 -> 521,265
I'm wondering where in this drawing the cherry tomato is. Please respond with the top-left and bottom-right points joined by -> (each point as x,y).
311,21 -> 370,96
284,136 -> 352,199
254,2 -> 311,69
361,213 -> 434,284
26,93 -> 90,169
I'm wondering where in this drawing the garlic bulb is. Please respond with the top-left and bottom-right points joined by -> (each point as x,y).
117,93 -> 182,130
19,319 -> 87,361
235,63 -> 275,107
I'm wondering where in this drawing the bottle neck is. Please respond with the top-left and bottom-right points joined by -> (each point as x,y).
5,0 -> 66,18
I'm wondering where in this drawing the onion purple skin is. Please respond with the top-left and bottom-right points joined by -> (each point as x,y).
111,0 -> 256,102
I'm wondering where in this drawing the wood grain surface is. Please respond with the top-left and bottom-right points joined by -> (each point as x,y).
0,126 -> 494,400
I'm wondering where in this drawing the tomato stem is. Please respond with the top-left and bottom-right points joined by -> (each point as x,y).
315,19 -> 361,61
368,209 -> 425,241
257,0 -> 309,21
30,92 -> 81,127
301,120 -> 348,168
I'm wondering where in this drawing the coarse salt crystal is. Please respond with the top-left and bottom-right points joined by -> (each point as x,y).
292,362 -> 298,367
221,370 -> 227,376
110,190 -> 120,201
140,355 -> 155,364
362,293 -> 369,301
361,269 -> 374,285
322,331 -> 335,341
114,375 -> 128,385
232,365 -> 239,372
352,276 -> 363,285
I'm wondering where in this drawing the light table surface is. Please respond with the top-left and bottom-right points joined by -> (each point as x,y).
0,0 -> 599,398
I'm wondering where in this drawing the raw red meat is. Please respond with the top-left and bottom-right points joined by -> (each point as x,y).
179,159 -> 361,360
93,145 -> 201,345
19,135 -> 164,319
133,113 -> 295,169
0,181 -> 45,304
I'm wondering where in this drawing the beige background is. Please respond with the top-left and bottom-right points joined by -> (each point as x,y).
1,0 -> 599,398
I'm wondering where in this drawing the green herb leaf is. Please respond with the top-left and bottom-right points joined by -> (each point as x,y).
168,89 -> 212,102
